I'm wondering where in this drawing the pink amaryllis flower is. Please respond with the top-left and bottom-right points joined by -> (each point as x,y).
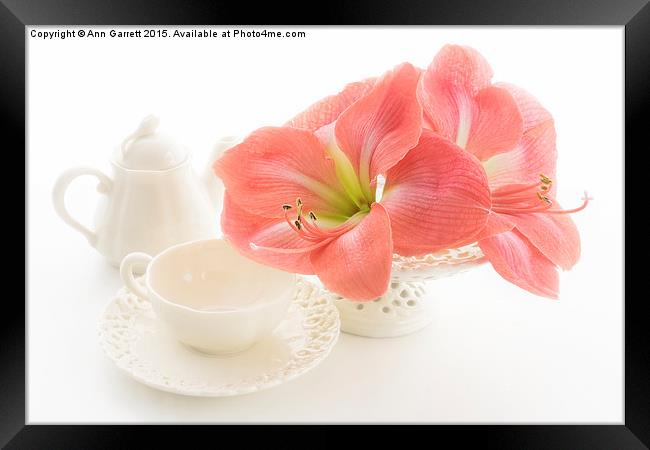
214,63 -> 491,301
419,44 -> 589,298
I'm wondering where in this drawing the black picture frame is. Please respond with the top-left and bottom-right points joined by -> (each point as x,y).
5,0 -> 647,447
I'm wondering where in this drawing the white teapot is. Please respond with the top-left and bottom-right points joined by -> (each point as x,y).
53,115 -> 226,267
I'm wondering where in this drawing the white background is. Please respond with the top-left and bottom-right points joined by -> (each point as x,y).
28,27 -> 623,423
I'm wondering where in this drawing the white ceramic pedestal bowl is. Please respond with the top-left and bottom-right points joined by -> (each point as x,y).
327,244 -> 487,338
120,239 -> 296,355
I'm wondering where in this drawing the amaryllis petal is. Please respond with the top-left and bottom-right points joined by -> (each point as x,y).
483,83 -> 557,188
497,82 -> 553,131
381,130 -> 491,255
221,192 -> 314,274
419,45 -> 523,160
417,69 -> 470,141
418,44 -> 493,141
483,119 -> 557,190
285,78 -> 376,131
449,211 -> 516,249
429,44 -> 493,95
214,127 -> 356,218
473,212 -> 516,241
334,63 -> 422,200
422,109 -> 437,131
310,203 -> 392,301
465,86 -> 524,160
506,211 -> 580,270
479,230 -> 559,299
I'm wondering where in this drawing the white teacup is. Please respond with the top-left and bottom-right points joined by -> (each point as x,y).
120,238 -> 296,355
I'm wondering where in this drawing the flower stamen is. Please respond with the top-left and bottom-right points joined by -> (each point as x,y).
536,192 -> 552,205
492,175 -> 589,216
277,197 -> 368,245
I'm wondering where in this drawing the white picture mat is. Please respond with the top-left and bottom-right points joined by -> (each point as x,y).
27,26 -> 623,423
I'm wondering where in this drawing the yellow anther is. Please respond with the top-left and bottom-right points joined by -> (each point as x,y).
295,198 -> 303,217
540,174 -> 553,185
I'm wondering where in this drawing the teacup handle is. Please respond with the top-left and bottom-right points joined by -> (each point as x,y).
52,166 -> 113,247
120,253 -> 153,300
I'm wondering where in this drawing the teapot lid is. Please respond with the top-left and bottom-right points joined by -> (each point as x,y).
116,115 -> 187,170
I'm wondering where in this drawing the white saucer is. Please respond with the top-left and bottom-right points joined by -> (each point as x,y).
99,278 -> 340,397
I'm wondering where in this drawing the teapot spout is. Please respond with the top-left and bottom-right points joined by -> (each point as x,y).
201,136 -> 242,215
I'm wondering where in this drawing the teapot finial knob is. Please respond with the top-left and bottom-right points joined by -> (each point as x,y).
137,114 -> 160,135
122,114 -> 160,155
116,115 -> 188,170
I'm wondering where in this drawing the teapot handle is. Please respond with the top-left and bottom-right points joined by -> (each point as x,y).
52,167 -> 113,247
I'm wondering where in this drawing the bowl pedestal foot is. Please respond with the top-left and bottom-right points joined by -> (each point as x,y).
327,280 -> 432,338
